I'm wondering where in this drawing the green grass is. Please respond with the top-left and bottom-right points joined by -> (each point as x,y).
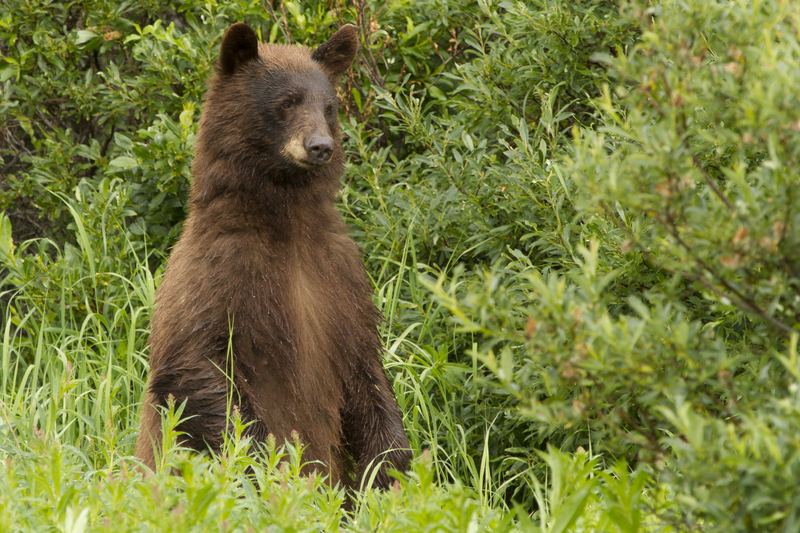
5,0 -> 800,530
0,197 -> 665,532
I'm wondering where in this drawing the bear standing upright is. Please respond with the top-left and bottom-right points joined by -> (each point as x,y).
135,22 -> 410,490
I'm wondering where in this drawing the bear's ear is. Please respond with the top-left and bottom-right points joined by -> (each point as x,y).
311,24 -> 359,82
219,23 -> 259,76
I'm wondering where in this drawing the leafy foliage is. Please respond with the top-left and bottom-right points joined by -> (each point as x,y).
2,0 -> 800,531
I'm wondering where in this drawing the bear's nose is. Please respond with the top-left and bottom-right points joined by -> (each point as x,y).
305,135 -> 334,164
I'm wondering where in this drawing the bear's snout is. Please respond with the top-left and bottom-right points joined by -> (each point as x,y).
305,135 -> 334,164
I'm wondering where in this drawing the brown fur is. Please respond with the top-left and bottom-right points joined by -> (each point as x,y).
135,23 -> 410,490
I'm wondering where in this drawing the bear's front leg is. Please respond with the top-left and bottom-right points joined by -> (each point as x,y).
136,359 -> 269,471
341,355 -> 411,490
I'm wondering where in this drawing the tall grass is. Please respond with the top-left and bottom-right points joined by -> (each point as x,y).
0,193 -> 154,467
7,0 -> 771,528
0,180 -> 657,531
0,180 -> 495,527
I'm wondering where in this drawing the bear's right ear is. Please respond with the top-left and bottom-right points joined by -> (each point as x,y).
218,23 -> 259,76
311,24 -> 359,83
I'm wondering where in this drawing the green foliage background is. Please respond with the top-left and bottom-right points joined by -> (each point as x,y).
2,0 -> 800,531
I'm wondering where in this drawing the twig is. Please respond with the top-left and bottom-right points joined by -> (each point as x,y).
355,0 -> 385,89
263,1 -> 291,44
0,401 -> 22,453
601,201 -> 796,338
691,154 -> 735,211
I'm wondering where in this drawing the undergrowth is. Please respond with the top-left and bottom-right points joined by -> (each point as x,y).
3,0 -> 800,531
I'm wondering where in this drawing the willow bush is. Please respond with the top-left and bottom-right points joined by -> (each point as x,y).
2,0 -> 799,531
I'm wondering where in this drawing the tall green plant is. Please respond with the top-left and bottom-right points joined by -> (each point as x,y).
424,0 -> 800,530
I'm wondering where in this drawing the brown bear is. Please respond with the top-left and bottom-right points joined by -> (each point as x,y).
134,22 -> 411,491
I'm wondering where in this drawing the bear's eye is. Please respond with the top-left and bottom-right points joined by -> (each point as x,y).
281,100 -> 293,110
325,105 -> 334,115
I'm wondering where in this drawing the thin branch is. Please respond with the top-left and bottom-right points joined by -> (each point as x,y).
263,1 -> 291,44
0,401 -> 22,453
691,153 -> 736,211
600,201 -> 796,338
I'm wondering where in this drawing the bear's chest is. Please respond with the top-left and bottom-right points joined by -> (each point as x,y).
228,237 -> 365,440
233,233 -> 366,371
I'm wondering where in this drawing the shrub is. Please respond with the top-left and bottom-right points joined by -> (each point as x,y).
4,0 -> 800,530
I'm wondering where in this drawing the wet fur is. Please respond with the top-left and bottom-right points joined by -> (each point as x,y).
135,24 -> 411,490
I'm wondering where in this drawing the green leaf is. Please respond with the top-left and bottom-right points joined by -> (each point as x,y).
75,30 -> 99,45
428,85 -> 446,101
551,485 -> 593,533
64,507 -> 89,533
109,156 -> 139,170
352,88 -> 363,113
461,131 -> 474,151
0,211 -> 15,263
0,64 -> 15,83
179,107 -> 194,129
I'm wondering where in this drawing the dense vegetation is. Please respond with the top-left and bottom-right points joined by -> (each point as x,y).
2,0 -> 800,530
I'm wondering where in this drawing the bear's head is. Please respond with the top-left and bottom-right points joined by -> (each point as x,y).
194,23 -> 358,190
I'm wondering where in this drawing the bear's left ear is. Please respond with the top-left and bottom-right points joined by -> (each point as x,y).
311,24 -> 359,83
219,23 -> 259,76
